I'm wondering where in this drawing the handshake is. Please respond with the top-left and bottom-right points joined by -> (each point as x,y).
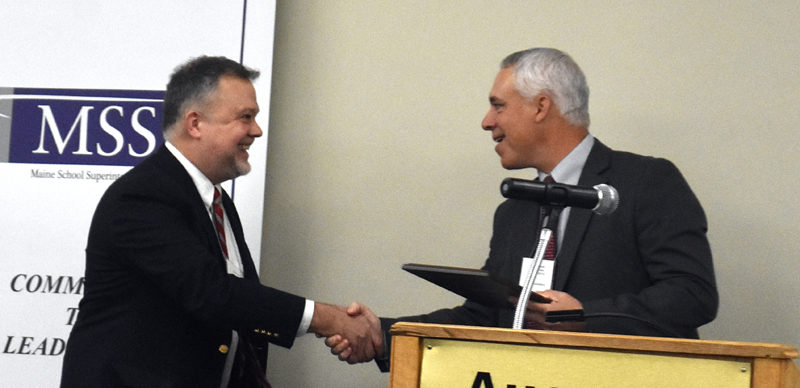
309,302 -> 384,364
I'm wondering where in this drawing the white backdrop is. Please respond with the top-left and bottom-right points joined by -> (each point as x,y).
0,1 -> 275,386
263,2 -> 799,386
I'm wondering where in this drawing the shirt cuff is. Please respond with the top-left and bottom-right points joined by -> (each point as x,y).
296,299 -> 315,337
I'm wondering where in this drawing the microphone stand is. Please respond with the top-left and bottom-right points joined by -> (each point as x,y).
512,206 -> 562,330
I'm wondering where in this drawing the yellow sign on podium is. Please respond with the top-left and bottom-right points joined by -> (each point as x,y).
419,338 -> 751,388
389,323 -> 799,388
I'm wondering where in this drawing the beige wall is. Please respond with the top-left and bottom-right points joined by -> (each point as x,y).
262,1 -> 800,386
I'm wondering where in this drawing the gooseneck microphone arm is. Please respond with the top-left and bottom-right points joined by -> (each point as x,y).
504,176 -> 620,329
512,206 -> 561,330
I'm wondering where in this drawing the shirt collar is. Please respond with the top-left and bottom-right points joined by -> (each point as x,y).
165,141 -> 217,211
539,134 -> 595,185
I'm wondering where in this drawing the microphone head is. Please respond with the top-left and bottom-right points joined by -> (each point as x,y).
592,184 -> 619,215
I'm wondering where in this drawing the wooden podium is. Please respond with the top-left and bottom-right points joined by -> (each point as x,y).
389,322 -> 799,388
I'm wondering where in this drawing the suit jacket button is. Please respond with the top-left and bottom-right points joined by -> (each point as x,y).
218,345 -> 229,354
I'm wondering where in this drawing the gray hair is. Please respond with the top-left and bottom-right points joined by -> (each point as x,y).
162,56 -> 260,137
501,48 -> 590,127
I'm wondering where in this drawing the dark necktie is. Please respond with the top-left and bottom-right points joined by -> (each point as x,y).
212,187 -> 229,260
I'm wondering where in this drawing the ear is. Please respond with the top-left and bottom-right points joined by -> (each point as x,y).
532,93 -> 552,122
184,110 -> 203,139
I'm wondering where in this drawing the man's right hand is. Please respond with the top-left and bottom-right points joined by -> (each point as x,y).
309,302 -> 383,364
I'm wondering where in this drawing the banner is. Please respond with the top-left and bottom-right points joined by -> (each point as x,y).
0,1 -> 276,385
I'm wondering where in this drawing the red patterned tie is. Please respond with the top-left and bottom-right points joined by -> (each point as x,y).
212,187 -> 229,260
542,175 -> 557,260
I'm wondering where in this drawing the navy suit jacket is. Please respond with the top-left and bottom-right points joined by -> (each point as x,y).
61,146 -> 305,388
381,139 -> 718,364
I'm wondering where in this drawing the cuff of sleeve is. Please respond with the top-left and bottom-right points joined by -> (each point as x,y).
296,299 -> 315,337
374,323 -> 390,372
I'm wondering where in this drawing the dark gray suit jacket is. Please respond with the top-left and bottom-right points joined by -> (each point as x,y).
379,139 -> 718,368
61,146 -> 306,387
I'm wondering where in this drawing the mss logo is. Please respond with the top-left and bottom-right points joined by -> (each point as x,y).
1,87 -> 164,166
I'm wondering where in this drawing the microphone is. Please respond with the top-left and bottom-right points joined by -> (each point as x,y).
500,178 -> 619,215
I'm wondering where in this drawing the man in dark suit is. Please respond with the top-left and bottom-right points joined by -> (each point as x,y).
326,47 -> 718,367
60,56 -> 382,387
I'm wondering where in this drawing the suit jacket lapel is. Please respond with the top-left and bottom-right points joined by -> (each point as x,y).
220,190 -> 259,281
553,140 -> 612,290
154,145 -> 230,273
